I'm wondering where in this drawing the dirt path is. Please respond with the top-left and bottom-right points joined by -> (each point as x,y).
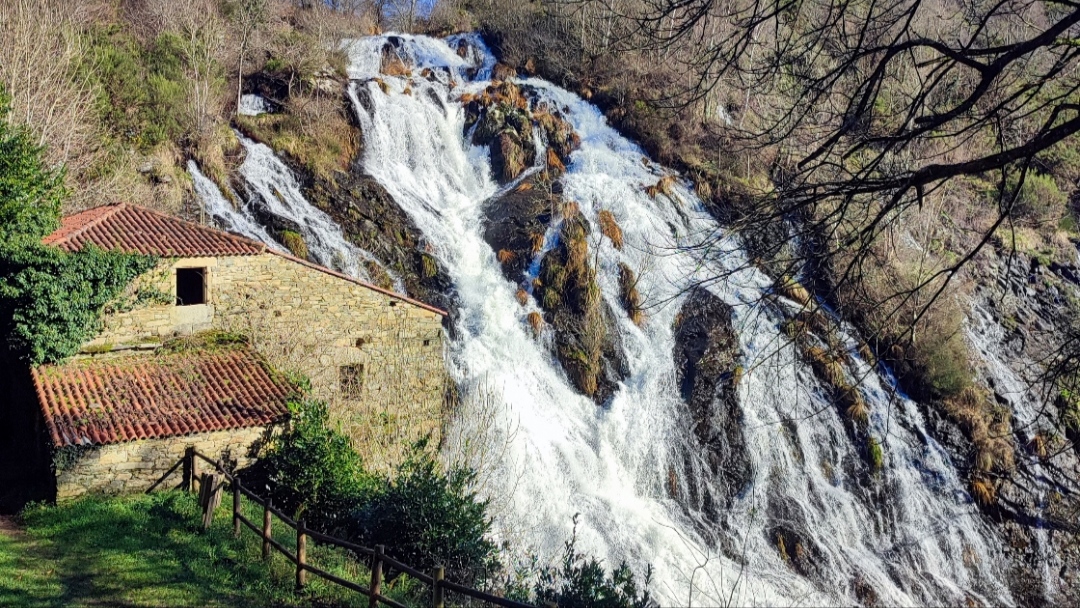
0,515 -> 25,539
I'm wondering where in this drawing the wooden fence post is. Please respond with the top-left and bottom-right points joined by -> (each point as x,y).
369,544 -> 384,608
262,498 -> 273,559
200,473 -> 222,530
432,565 -> 444,608
296,519 -> 307,590
232,481 -> 241,537
190,449 -> 199,494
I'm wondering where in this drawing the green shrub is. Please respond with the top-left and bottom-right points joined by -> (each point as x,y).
351,444 -> 499,587
258,400 -> 377,532
914,329 -> 972,399
529,517 -> 653,608
1058,389 -> 1080,432
868,437 -> 884,472
80,27 -> 222,150
0,91 -> 154,364
1011,172 -> 1068,222
280,230 -> 309,259
0,243 -> 156,364
0,91 -> 65,244
80,28 -> 188,149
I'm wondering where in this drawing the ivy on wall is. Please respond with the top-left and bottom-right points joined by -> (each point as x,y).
0,89 -> 155,365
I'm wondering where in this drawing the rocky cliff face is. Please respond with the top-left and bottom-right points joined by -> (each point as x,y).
962,248 -> 1080,605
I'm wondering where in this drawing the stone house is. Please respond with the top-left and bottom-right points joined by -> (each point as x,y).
24,203 -> 448,500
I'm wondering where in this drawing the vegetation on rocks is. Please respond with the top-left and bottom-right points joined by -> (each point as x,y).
536,214 -> 625,401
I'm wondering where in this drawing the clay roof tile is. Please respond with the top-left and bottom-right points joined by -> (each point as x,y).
31,347 -> 292,448
44,203 -> 265,257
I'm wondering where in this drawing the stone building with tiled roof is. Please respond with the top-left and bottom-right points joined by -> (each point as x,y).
21,203 -> 447,501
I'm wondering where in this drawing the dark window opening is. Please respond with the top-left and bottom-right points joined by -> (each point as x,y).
176,268 -> 206,306
423,339 -> 431,346
339,364 -> 364,398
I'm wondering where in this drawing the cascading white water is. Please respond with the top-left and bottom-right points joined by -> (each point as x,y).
335,34 -> 1016,606
189,135 -> 404,291
188,159 -> 284,250
966,303 -> 1057,597
236,134 -> 376,280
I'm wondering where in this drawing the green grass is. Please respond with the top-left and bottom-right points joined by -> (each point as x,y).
0,491 -> 422,607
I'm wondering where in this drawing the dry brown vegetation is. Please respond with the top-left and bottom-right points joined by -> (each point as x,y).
618,263 -> 645,327
597,209 -> 624,250
0,0 -> 378,216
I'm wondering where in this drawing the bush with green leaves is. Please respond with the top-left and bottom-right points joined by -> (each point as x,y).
0,89 -> 155,365
528,517 -> 654,608
256,401 -> 499,587
0,243 -> 157,365
257,400 -> 378,534
79,27 -> 205,150
1010,172 -> 1068,223
350,442 -> 500,587
0,95 -> 64,245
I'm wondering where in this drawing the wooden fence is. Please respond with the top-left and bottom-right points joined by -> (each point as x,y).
164,448 -> 536,608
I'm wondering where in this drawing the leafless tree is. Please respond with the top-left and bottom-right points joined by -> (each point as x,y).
231,0 -> 271,113
616,0 -> 1080,326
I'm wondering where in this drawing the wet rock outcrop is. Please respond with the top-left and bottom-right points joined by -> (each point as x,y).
672,288 -> 752,510
536,212 -> 628,403
462,80 -> 578,184
306,169 -> 452,311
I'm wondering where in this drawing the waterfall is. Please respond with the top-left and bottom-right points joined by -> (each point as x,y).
189,135 -> 403,292
188,159 -> 282,250
338,34 -> 1014,606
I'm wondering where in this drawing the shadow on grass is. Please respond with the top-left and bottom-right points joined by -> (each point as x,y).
0,491 -> 355,608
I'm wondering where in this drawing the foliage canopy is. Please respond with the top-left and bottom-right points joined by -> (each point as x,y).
0,89 -> 154,365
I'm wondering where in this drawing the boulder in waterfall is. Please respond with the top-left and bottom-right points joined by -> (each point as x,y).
482,174 -> 553,284
535,214 -> 628,403
492,131 -> 529,184
672,288 -> 752,506
380,39 -> 411,77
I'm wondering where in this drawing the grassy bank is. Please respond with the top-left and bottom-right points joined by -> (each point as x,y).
0,491 -> 415,607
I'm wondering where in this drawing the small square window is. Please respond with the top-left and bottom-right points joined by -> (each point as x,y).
339,364 -> 364,398
176,268 -> 206,306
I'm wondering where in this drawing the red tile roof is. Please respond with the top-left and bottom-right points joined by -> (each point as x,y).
44,203 -> 265,257
46,203 -> 448,316
31,347 -> 293,447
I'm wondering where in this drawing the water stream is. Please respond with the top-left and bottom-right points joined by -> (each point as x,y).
189,32 -> 1021,606
338,34 -> 1013,606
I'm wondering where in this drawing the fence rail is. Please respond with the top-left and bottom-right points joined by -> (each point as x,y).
158,448 -> 536,608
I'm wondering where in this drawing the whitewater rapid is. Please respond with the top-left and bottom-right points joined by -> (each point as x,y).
188,32 -> 1018,606
338,34 -> 1013,606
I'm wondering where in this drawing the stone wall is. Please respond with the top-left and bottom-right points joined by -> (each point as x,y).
82,252 -> 448,472
54,426 -> 271,501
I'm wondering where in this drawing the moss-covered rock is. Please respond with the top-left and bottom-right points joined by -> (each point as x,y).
492,131 -> 528,183
280,230 -> 308,260
533,216 -> 627,403
462,81 -> 577,184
